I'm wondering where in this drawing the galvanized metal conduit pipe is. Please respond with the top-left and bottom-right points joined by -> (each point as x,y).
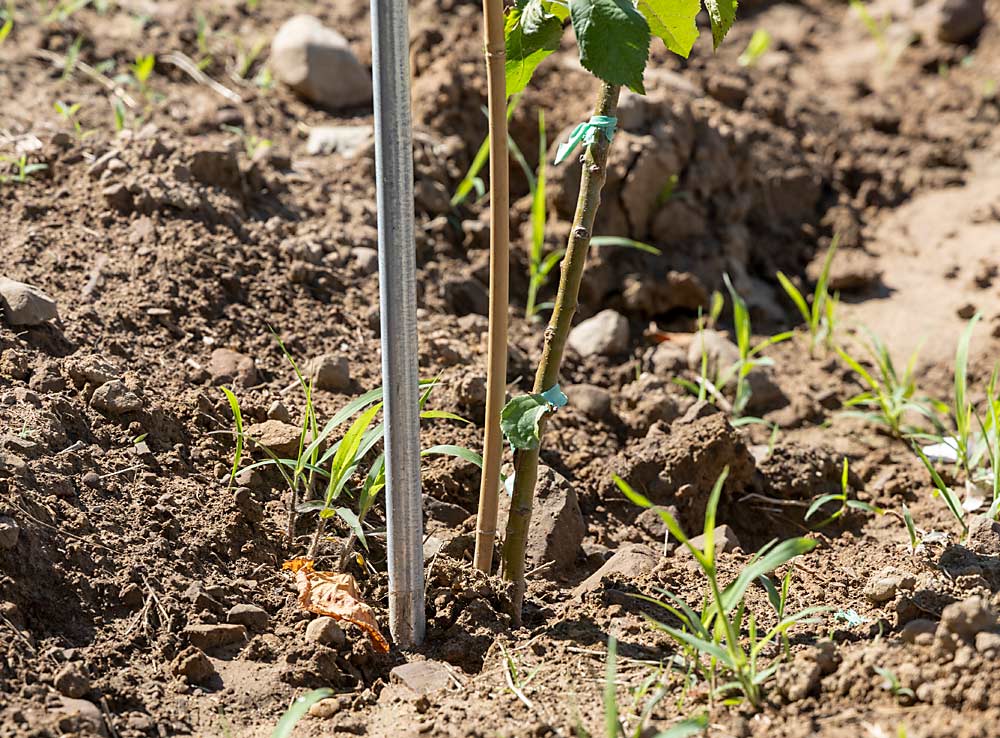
369,0 -> 425,647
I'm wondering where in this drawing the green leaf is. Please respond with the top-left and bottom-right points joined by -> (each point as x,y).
703,0 -> 739,50
505,0 -> 565,96
221,387 -> 244,488
636,0 -> 700,58
719,537 -> 817,614
651,714 -> 709,738
590,235 -> 662,255
501,393 -> 550,450
334,506 -> 368,550
270,689 -> 334,738
570,0 -> 651,93
0,19 -> 13,45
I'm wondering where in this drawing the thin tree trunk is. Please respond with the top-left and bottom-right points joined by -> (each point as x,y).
501,81 -> 622,617
473,0 -> 510,574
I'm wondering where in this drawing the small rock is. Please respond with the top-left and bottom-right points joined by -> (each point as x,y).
807,248 -> 882,291
351,247 -> 379,275
938,595 -> 997,641
306,354 -> 351,391
189,149 -> 241,190
975,630 -> 1000,654
67,355 -> 119,386
565,384 -> 614,422
573,543 -> 659,596
649,342 -> 687,375
227,604 -> 269,632
308,697 -> 346,718
270,15 -> 373,109
54,664 -> 90,698
499,465 -> 584,573
81,471 -> 102,490
966,515 -> 1000,556
425,497 -> 470,527
246,420 -> 304,457
958,303 -> 978,320
776,660 -> 821,702
928,0 -> 985,43
686,329 -> 740,379
389,660 -> 452,695
209,348 -> 258,387
0,277 -> 59,326
267,400 -> 291,423
900,618 -> 937,644
441,276 -> 489,316
90,380 -> 142,416
171,646 -> 216,685
55,698 -> 107,737
634,505 -> 679,543
307,126 -> 373,157
183,623 -> 247,650
0,516 -> 20,549
864,567 -> 915,604
102,182 -> 134,213
305,616 -> 347,648
1,435 -> 42,459
568,309 -> 630,357
681,525 -> 741,555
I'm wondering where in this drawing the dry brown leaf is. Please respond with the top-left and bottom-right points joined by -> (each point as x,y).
282,558 -> 390,653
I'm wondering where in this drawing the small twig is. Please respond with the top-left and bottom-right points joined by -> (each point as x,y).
0,612 -> 36,653
58,440 -> 85,455
82,254 -> 108,303
162,52 -> 242,104
32,49 -> 137,108
100,465 -> 143,479
99,697 -> 122,738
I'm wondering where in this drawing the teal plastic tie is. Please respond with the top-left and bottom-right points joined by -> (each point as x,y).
540,383 -> 568,408
554,116 -> 618,165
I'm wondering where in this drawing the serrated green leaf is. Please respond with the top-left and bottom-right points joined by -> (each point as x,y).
501,393 -> 550,450
505,0 -> 565,96
703,0 -> 739,50
570,0 -> 650,93
636,0 -> 700,58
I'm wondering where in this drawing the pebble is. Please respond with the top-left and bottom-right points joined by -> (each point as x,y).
54,697 -> 106,737
102,182 -> 134,213
307,126 -> 373,157
183,623 -> 247,650
305,616 -> 347,648
306,353 -> 351,392
351,247 -> 379,275
66,355 -> 119,387
928,0 -> 986,43
565,384 -> 614,422
0,277 -> 59,326
245,420 -> 303,457
267,400 -> 291,423
682,525 -> 741,555
308,697 -> 348,718
270,15 -> 373,109
567,309 -> 630,357
686,329 -> 740,379
957,303 -> 978,319
900,618 -> 937,644
171,645 -> 216,685
389,660 -> 452,695
209,348 -> 258,387
53,664 -> 90,698
0,516 -> 19,550
573,543 -> 659,597
863,567 -> 915,604
227,604 -> 270,633
938,595 -> 997,641
90,380 -> 142,416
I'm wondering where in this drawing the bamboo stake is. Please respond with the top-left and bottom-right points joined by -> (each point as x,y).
501,81 -> 622,615
472,0 -> 510,574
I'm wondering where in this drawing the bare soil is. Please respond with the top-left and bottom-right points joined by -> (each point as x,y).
3,1 -> 1000,737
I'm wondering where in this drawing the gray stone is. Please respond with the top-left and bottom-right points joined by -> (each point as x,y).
267,400 -> 291,423
183,623 -> 247,650
102,182 -> 134,213
227,604 -> 270,632
270,15 -> 372,109
634,505 -> 679,543
565,384 -> 614,422
0,516 -> 20,550
305,616 -> 347,648
928,0 -> 985,43
54,664 -> 90,698
67,355 -> 119,387
246,420 -> 303,457
939,595 -> 996,641
171,646 -> 216,685
500,465 -> 584,573
0,277 -> 58,326
966,515 -> 1000,556
307,126 -> 373,157
55,698 -> 107,737
568,309 -> 630,357
649,342 -> 687,375
975,630 -> 1000,654
864,567 -> 915,604
574,543 -> 659,597
351,247 -> 379,275
686,329 -> 740,379
209,348 -> 258,387
682,524 -> 741,555
90,380 -> 142,416
389,660 -> 452,695
306,353 -> 351,391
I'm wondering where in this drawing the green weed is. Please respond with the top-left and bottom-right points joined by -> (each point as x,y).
776,235 -> 839,354
901,502 -> 921,552
270,689 -> 332,738
0,154 -> 47,184
738,28 -> 771,67
874,666 -> 914,702
525,109 -> 558,319
0,18 -> 12,45
54,100 -> 94,141
805,458 -> 883,528
616,468 -> 821,708
837,330 -> 929,437
912,444 -> 968,538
